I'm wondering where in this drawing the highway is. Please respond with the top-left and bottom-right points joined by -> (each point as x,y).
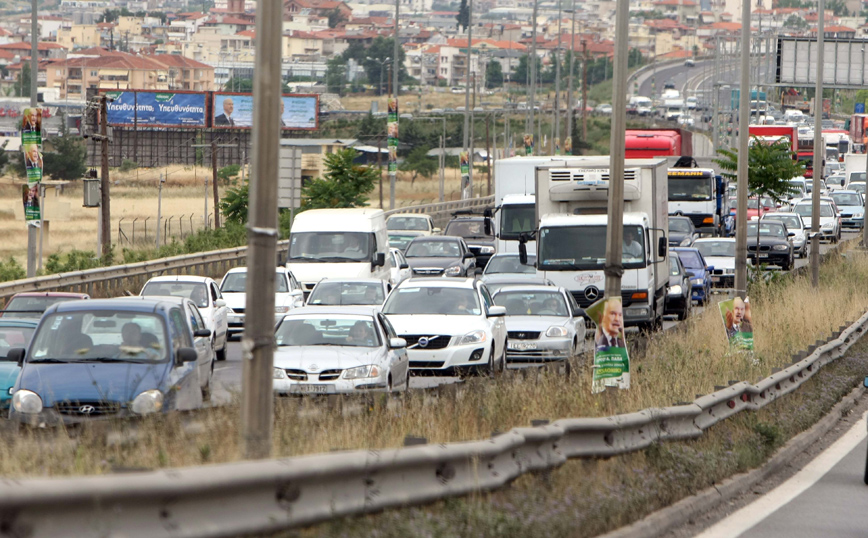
208,232 -> 851,404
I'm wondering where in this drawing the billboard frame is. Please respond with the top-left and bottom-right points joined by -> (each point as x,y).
775,36 -> 868,89
211,92 -> 319,131
99,89 -> 211,129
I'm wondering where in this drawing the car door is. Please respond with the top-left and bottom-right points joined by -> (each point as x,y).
378,313 -> 408,386
167,307 -> 201,409
287,271 -> 305,309
459,238 -> 475,274
478,283 -> 504,358
209,281 -> 228,346
185,301 -> 213,388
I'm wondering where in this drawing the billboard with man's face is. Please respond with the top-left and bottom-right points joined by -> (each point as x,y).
212,93 -> 318,130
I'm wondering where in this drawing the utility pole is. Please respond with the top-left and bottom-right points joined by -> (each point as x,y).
734,0 -> 751,299
811,0 -> 824,287
470,73 -> 475,196
211,140 -> 220,228
156,172 -> 164,248
712,37 -> 719,150
485,113 -> 491,195
528,0 -> 538,146
604,0 -> 628,301
462,0 -> 472,196
26,0 -> 38,277
100,95 -> 111,261
241,0 -> 281,460
582,39 -> 588,141
566,0 -> 576,150
554,0 -> 562,149
391,0 -> 400,209
377,135 -> 384,207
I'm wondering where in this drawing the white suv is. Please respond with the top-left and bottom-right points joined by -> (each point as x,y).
382,278 -> 507,376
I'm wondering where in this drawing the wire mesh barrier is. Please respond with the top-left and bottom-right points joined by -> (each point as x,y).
117,214 -> 214,247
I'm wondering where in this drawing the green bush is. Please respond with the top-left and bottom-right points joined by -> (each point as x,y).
0,257 -> 25,281
43,250 -> 103,274
119,159 -> 138,172
218,164 -> 241,185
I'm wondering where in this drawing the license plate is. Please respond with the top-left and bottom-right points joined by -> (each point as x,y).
759,254 -> 769,259
293,384 -> 330,394
508,341 -> 537,351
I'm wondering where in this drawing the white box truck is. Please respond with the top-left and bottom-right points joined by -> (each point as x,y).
287,208 -> 392,294
529,157 -> 669,328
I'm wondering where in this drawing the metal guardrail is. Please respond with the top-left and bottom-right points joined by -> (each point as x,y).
2,308 -> 865,536
0,197 -> 493,306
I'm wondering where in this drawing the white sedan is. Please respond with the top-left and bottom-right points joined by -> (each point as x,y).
220,267 -> 305,339
386,213 -> 440,236
139,275 -> 229,361
382,278 -> 507,376
272,307 -> 410,394
693,238 -> 735,289
793,201 -> 841,242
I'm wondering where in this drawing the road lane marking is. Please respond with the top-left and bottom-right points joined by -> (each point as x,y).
695,411 -> 868,538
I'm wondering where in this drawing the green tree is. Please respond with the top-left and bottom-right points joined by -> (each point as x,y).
485,60 -> 503,89
300,149 -> 377,210
714,138 -> 805,202
399,146 -> 437,184
456,0 -> 470,31
14,63 -> 30,98
326,7 -> 346,28
218,164 -> 241,185
43,114 -> 87,180
514,55 -> 542,87
325,56 -> 347,95
783,14 -> 808,30
220,180 -> 249,224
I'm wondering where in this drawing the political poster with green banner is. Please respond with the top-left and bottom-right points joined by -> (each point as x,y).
523,134 -> 533,156
387,97 -> 398,174
21,107 -> 42,221
586,297 -> 630,393
719,296 -> 754,351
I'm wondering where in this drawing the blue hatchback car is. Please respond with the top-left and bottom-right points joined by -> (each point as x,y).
672,247 -> 713,305
7,298 -> 206,426
0,319 -> 38,409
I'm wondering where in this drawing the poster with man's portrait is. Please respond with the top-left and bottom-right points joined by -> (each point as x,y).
21,183 -> 40,221
719,296 -> 754,351
585,296 -> 630,393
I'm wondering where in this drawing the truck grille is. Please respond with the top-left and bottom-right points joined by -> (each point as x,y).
570,290 -> 638,309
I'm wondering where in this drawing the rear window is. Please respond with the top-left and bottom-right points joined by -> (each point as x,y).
0,326 -> 35,358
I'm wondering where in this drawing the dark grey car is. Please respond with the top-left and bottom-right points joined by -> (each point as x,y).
404,237 -> 476,277
668,216 -> 698,247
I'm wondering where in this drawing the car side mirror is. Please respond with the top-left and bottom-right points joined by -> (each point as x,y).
176,347 -> 198,364
488,305 -> 506,317
6,348 -> 24,366
463,252 -> 474,260
518,236 -> 528,265
658,237 -> 667,258
484,217 -> 492,236
215,299 -> 226,308
572,307 -> 584,318
389,337 -> 407,349
706,265 -> 714,271
788,231 -> 795,237
400,262 -> 409,269
194,328 -> 212,338
373,252 -> 386,267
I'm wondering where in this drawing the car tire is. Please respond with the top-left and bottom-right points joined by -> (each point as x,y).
202,360 -> 214,401
216,340 -> 227,361
677,296 -> 691,321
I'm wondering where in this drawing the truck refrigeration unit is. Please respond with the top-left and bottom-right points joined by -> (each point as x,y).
528,157 -> 669,329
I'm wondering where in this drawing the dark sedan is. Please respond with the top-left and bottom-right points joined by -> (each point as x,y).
747,221 -> 794,270
668,216 -> 698,247
7,298 -> 206,426
404,236 -> 476,277
664,252 -> 692,320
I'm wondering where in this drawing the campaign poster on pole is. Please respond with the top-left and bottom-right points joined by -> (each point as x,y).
564,136 -> 572,155
586,297 -> 630,393
719,296 -> 754,351
387,97 -> 398,174
523,134 -> 534,156
459,150 -> 469,192
21,107 -> 42,222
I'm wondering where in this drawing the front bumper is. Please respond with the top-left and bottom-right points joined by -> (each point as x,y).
690,283 -> 708,301
405,340 -> 491,372
710,271 -> 734,288
747,251 -> 790,267
841,217 -> 863,229
273,376 -> 390,395
506,337 -> 572,363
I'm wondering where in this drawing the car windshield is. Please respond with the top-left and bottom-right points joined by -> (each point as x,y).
668,219 -> 692,233
0,325 -> 35,359
794,204 -> 834,218
832,193 -> 862,207
405,239 -> 461,258
850,183 -> 866,194
387,216 -> 429,231
289,232 -> 373,262
308,281 -> 385,306
499,204 -> 535,240
383,287 -> 481,316
388,233 -> 419,251
444,220 -> 492,239
275,316 -> 380,348
747,223 -> 786,238
2,296 -> 83,319
676,250 -> 704,269
850,172 -> 866,183
484,255 -> 536,274
221,272 -> 289,293
539,225 -> 646,270
494,290 -> 567,316
695,241 -> 735,258
141,282 -> 209,308
28,311 -> 169,362
763,215 -> 801,230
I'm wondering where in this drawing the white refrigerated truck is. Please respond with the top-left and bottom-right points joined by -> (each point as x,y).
529,157 -> 669,329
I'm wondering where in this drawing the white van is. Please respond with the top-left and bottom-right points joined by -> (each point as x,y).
288,208 -> 392,294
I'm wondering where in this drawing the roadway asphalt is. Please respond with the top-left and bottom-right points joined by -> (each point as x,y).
209,232 -> 851,403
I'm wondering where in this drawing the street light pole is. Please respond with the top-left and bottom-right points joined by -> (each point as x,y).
734,0 -> 752,299
810,0 -> 824,287
566,2 -> 576,151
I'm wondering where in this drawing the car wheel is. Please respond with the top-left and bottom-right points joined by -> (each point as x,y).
202,360 -> 214,401
216,340 -> 227,361
498,341 -> 507,374
677,295 -> 691,321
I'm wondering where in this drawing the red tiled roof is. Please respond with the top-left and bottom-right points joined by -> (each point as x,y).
237,30 -> 256,37
653,0 -> 697,5
146,54 -> 212,69
0,41 -> 66,51
824,25 -> 856,32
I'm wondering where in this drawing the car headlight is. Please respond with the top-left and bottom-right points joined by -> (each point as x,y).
275,306 -> 289,313
668,284 -> 683,296
130,390 -> 163,415
343,365 -> 381,379
679,237 -> 691,246
444,265 -> 463,276
479,246 -> 495,254
459,330 -> 487,345
11,390 -> 42,414
691,278 -> 703,285
855,212 -> 864,219
545,326 -> 568,337
273,368 -> 287,380
772,244 -> 789,251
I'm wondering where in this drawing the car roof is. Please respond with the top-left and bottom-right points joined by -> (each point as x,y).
144,275 -> 212,283
314,278 -> 386,285
48,297 -> 178,314
121,295 -> 192,306
671,246 -> 703,252
10,291 -> 89,299
694,237 -> 735,243
492,285 -> 564,294
282,305 -> 379,317
224,266 -> 287,274
387,213 -> 431,219
409,236 -> 460,242
831,190 -> 859,195
489,253 -> 535,258
399,277 -> 476,288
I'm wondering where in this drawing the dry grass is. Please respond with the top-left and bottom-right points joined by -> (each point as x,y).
339,89 -> 518,114
0,244 -> 865,478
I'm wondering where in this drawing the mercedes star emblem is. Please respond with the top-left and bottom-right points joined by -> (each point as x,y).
585,286 -> 600,301
79,405 -> 95,415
